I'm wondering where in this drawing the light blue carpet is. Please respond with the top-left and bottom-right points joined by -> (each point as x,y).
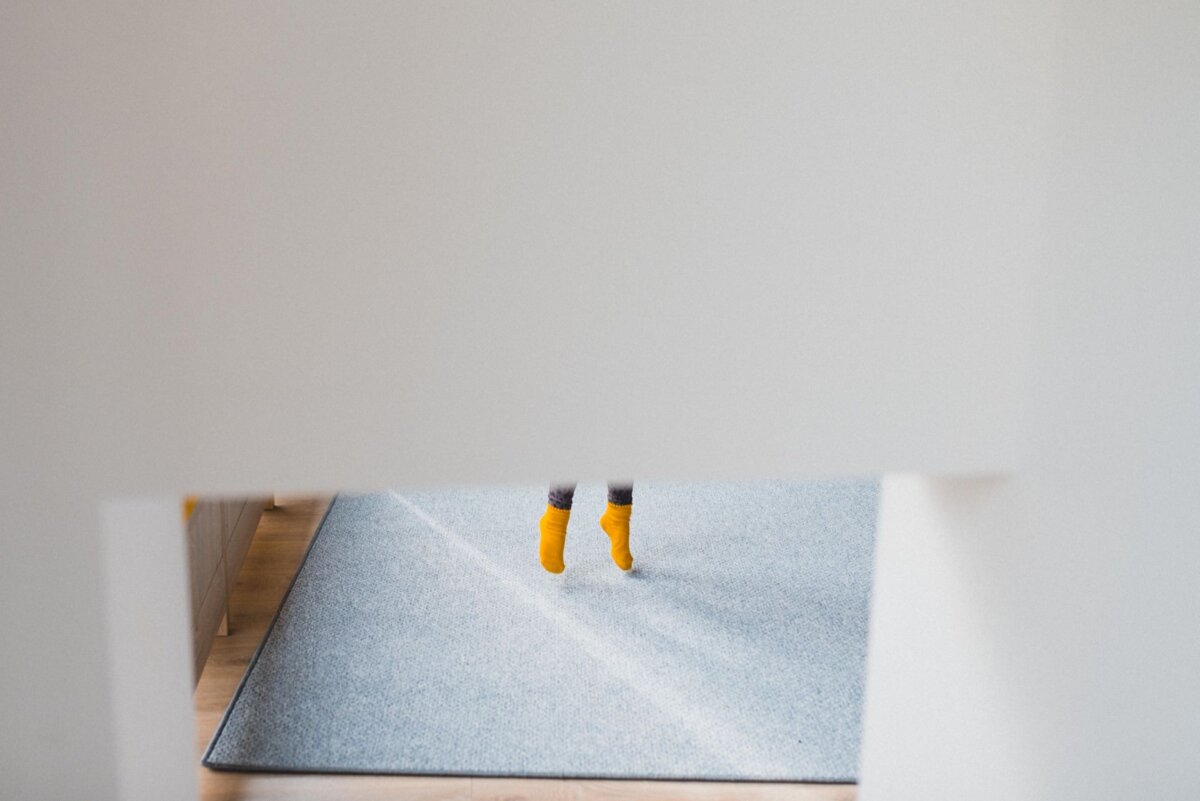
204,480 -> 879,782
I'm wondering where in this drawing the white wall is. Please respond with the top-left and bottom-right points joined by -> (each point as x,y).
3,1 -> 1196,799
100,499 -> 196,801
861,1 -> 1200,798
2,0 -> 1050,498
0,493 -> 120,799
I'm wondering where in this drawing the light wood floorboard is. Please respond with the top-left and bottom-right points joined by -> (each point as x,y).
194,495 -> 857,801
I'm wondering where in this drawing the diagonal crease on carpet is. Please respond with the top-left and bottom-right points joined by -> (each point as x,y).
390,491 -> 786,777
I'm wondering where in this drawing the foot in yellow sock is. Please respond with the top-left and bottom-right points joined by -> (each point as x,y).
599,502 -> 633,570
539,504 -> 570,574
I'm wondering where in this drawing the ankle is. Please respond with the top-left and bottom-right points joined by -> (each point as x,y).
542,504 -> 571,528
602,502 -> 631,522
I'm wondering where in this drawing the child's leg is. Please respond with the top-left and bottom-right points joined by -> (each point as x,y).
600,482 -> 634,570
539,484 -> 575,573
607,483 -> 632,506
548,484 -> 577,510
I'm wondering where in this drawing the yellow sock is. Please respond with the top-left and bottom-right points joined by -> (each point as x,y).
599,502 -> 633,570
539,504 -> 570,573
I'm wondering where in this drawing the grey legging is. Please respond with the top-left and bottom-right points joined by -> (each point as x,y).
548,483 -> 632,510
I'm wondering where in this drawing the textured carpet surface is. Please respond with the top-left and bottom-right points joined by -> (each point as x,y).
204,480 -> 879,781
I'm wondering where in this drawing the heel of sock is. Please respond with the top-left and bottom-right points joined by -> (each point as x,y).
600,502 -> 633,571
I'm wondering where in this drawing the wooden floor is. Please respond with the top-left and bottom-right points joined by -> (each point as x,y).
194,496 -> 857,801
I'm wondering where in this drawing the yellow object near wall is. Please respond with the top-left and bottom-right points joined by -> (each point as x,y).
183,495 -> 198,521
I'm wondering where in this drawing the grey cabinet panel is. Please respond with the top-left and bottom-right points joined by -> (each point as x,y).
187,501 -> 223,613
222,498 -> 244,547
186,496 -> 269,686
223,500 -> 261,603
192,557 -> 227,682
